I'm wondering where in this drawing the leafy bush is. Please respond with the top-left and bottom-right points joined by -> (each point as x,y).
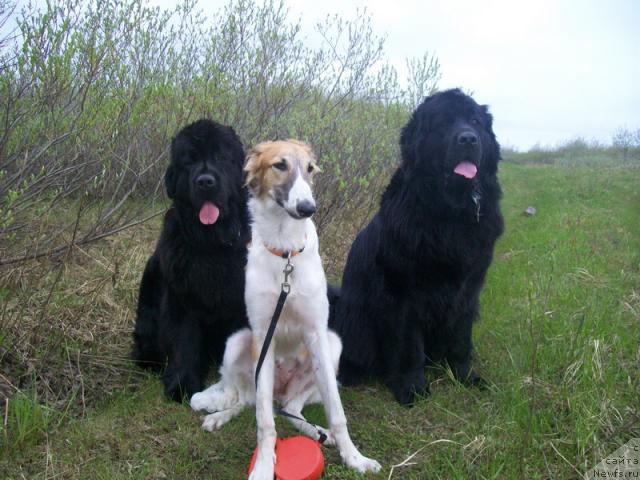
503,133 -> 640,166
0,0 -> 440,264
612,126 -> 640,161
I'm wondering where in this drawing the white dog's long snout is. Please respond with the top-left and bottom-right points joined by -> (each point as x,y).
285,170 -> 316,218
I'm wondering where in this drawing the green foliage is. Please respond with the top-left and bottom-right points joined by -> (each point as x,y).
612,126 -> 640,161
1,391 -> 57,452
503,134 -> 640,166
0,0 -> 440,264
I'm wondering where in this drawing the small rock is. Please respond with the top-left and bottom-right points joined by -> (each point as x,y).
524,206 -> 537,216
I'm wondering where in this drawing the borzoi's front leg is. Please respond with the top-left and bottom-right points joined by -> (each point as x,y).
249,329 -> 277,480
304,329 -> 381,474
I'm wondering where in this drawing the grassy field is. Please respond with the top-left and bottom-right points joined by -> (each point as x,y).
1,160 -> 639,479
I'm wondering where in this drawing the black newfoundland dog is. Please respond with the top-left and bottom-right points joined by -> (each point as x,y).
133,119 -> 250,401
330,89 -> 504,405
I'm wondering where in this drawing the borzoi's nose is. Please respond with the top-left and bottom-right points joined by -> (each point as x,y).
457,131 -> 478,147
296,200 -> 316,218
195,174 -> 216,190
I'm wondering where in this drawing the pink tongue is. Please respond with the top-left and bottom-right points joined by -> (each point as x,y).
198,202 -> 220,225
454,161 -> 478,179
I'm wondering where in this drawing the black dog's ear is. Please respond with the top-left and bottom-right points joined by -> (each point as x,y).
164,165 -> 176,199
480,105 -> 501,170
400,93 -> 440,166
400,119 -> 417,164
481,105 -> 494,129
400,109 -> 426,166
490,136 -> 502,168
221,125 -> 245,167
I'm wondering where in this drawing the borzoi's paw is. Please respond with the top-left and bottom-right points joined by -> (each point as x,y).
248,452 -> 276,480
190,388 -> 237,413
190,391 -> 216,412
342,451 -> 381,474
201,410 -> 235,431
318,427 -> 335,446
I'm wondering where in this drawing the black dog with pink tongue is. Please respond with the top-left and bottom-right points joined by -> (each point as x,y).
331,89 -> 504,405
133,119 -> 250,402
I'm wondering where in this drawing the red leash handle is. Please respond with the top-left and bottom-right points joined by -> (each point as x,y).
248,436 -> 324,480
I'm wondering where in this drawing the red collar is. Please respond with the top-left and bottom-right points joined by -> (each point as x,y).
262,234 -> 307,259
263,243 -> 305,259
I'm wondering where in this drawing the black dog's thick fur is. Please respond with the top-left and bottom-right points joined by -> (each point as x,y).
330,89 -> 504,405
133,119 -> 250,401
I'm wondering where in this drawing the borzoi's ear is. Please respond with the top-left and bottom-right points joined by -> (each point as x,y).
285,139 -> 321,174
244,143 -> 268,196
164,165 -> 176,199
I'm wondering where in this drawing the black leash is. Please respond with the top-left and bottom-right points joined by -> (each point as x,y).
254,254 -> 328,444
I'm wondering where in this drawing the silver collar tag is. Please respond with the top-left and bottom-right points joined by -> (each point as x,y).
471,190 -> 481,223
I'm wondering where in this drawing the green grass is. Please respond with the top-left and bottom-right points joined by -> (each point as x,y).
1,161 -> 639,479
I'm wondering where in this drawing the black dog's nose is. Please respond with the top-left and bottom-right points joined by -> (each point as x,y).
195,174 -> 216,190
296,200 -> 316,218
457,131 -> 478,147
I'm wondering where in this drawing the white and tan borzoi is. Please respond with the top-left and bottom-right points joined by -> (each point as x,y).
190,140 -> 380,479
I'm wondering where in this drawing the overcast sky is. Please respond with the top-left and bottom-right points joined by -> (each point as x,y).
168,0 -> 640,149
12,0 -> 640,150
284,0 -> 640,150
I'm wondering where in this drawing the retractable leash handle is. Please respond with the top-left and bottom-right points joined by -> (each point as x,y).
248,436 -> 324,480
249,254 -> 326,480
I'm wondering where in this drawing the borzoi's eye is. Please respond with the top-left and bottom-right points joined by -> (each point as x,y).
273,160 -> 288,171
307,164 -> 315,174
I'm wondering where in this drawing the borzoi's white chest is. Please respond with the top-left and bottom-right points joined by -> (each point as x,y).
245,220 -> 329,359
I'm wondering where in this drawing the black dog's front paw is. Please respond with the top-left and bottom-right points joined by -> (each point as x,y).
451,361 -> 487,389
163,370 -> 201,403
131,342 -> 163,373
386,371 -> 429,407
464,372 -> 488,390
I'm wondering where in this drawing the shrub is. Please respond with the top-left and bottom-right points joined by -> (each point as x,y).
503,134 -> 640,166
0,0 -> 440,265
